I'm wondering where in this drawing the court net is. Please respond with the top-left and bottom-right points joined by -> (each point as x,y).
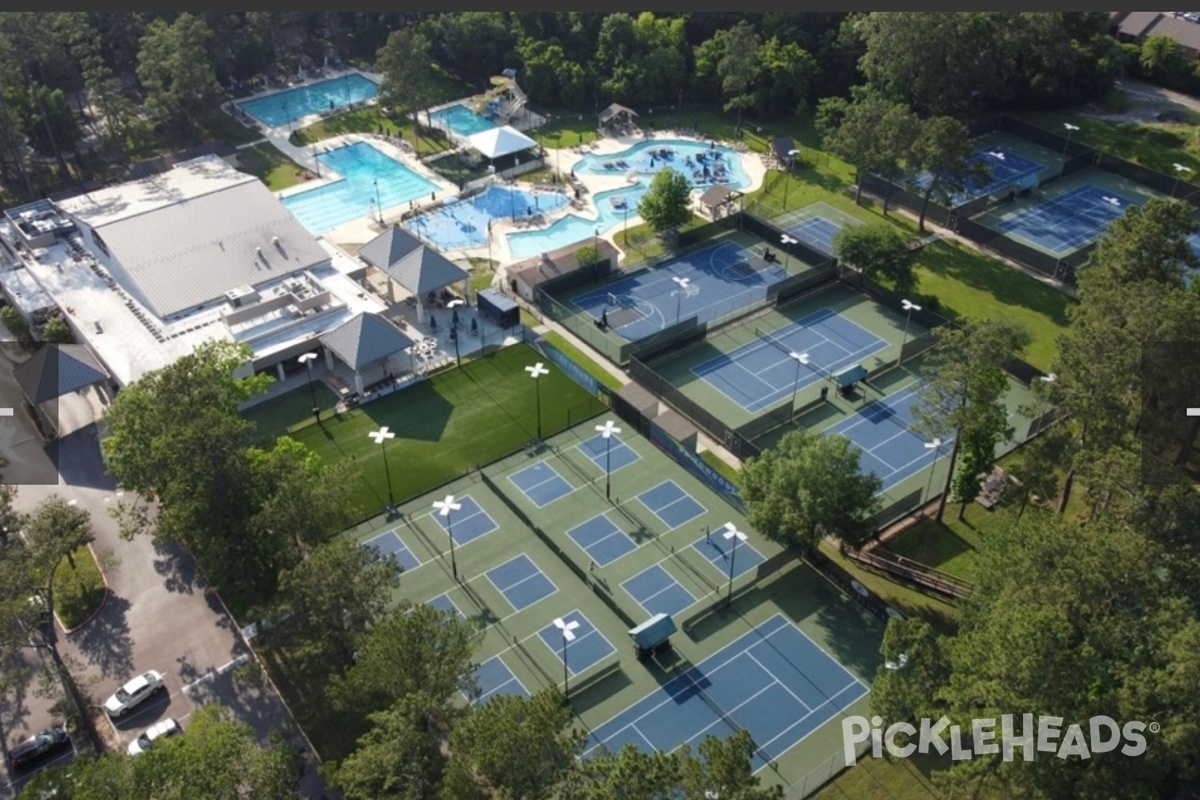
755,326 -> 798,359
675,661 -> 753,746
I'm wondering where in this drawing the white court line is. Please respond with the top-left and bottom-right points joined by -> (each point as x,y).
753,681 -> 867,758
827,382 -> 922,440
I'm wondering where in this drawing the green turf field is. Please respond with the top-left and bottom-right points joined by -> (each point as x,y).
339,417 -> 885,796
243,343 -> 606,516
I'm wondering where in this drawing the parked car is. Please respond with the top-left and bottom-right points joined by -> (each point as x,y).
103,670 -> 165,718
126,718 -> 181,755
9,727 -> 70,770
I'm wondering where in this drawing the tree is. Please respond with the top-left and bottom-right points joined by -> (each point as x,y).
68,15 -> 145,161
832,223 -> 916,293
443,689 -> 583,800
1087,197 -> 1198,286
40,313 -> 74,344
677,731 -> 784,799
1140,34 -> 1190,86
816,89 -> 919,206
17,83 -> 82,162
637,167 -> 693,237
560,744 -> 681,800
741,428 -> 882,551
265,536 -> 402,683
331,602 -> 479,717
375,27 -> 438,142
906,115 -> 978,233
136,14 -> 221,133
330,691 -> 447,800
912,318 -> 1031,522
716,20 -> 760,132
753,36 -> 817,119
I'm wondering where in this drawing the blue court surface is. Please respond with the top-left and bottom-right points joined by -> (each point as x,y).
471,655 -> 530,705
537,610 -> 616,676
622,564 -> 697,618
787,216 -> 842,256
692,531 -> 766,579
486,554 -> 558,612
637,481 -> 706,530
567,514 -> 638,567
573,241 -> 790,342
427,592 -> 465,619
577,433 -> 641,474
999,184 -> 1136,254
508,461 -> 575,508
361,531 -> 421,572
826,386 -> 954,493
912,147 -> 1043,207
586,614 -> 868,770
429,495 -> 499,545
693,308 -> 887,413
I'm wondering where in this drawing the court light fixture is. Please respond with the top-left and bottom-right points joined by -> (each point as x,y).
525,362 -> 550,440
787,351 -> 811,418
368,426 -> 396,509
923,438 -> 943,504
553,616 -> 580,702
780,233 -> 798,271
594,420 -> 622,500
721,523 -> 748,607
433,494 -> 463,579
899,299 -> 922,362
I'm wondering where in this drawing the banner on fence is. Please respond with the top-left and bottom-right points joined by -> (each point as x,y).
648,419 -> 745,511
535,338 -> 611,407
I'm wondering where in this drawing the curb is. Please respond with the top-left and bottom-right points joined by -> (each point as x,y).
60,541 -> 110,636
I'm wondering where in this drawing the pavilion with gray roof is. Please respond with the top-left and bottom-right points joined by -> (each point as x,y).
319,311 -> 416,396
357,227 -> 470,323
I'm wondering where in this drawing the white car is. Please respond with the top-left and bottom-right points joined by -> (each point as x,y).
104,670 -> 165,718
127,718 -> 181,755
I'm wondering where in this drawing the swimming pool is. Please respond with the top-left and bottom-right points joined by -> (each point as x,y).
507,139 -> 752,258
404,185 -> 569,251
282,142 -> 439,234
429,103 -> 497,138
236,73 -> 379,128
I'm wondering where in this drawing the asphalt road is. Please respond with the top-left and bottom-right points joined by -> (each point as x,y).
0,393 -> 329,798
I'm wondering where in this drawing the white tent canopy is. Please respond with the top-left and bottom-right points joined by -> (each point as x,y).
467,125 -> 537,159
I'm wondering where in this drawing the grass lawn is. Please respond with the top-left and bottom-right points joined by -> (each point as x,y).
244,343 -> 604,516
882,516 -> 983,584
540,330 -> 623,390
290,106 -> 455,158
467,256 -> 497,294
194,110 -> 263,147
1018,109 -> 1200,177
811,752 -> 947,800
617,215 -> 715,264
53,545 -> 106,631
235,143 -> 308,191
699,450 -> 741,487
818,541 -> 958,634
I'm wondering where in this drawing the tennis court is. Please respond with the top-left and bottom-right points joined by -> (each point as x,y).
825,384 -> 953,494
912,146 -> 1044,207
636,480 -> 707,530
787,216 -> 842,256
998,184 -> 1136,254
472,655 -> 531,705
692,308 -> 888,413
585,614 -> 868,772
573,239 -> 791,341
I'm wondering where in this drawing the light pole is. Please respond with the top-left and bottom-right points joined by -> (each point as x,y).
1061,123 -> 1079,176
433,494 -> 462,579
784,149 -> 800,207
923,438 -> 942,505
595,420 -> 621,500
298,352 -> 320,423
671,276 -> 691,324
788,351 -> 810,419
553,616 -> 580,704
525,361 -> 549,440
1172,163 -> 1193,197
447,299 -> 464,366
368,426 -> 396,509
780,233 -> 798,272
311,142 -> 321,178
721,523 -> 748,607
899,299 -> 921,363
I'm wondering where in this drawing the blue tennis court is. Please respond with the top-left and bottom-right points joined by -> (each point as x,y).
693,308 -> 888,413
999,184 -> 1136,254
573,240 -> 790,342
912,147 -> 1043,207
787,216 -> 842,256
486,554 -> 558,612
537,610 -> 616,676
361,531 -> 421,572
826,385 -> 953,493
429,495 -> 499,545
637,481 -> 706,529
692,531 -> 765,579
567,514 -> 638,567
508,461 -> 574,507
427,592 -> 465,619
622,564 -> 697,618
585,614 -> 868,771
471,655 -> 530,705
577,433 -> 641,474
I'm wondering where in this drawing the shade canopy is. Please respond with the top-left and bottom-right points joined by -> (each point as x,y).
698,184 -> 736,208
466,125 -> 537,160
320,312 -> 415,370
13,343 -> 109,405
599,103 -> 638,124
386,246 -> 469,297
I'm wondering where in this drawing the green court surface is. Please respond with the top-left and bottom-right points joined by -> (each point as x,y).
245,343 -> 607,516
341,418 -> 884,793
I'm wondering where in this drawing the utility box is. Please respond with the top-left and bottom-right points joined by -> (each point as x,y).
477,288 -> 519,330
629,613 -> 676,661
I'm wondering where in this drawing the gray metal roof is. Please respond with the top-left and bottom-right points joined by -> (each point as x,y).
13,343 -> 110,404
358,226 -> 424,270
698,184 -> 736,207
320,312 -> 415,370
386,246 -> 469,297
65,161 -> 331,320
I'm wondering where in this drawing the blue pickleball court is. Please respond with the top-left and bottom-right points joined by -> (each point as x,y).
429,494 -> 499,545
692,531 -> 766,580
999,184 -> 1136,254
576,433 -> 641,474
636,481 -> 707,530
470,655 -> 530,705
622,564 -> 697,618
567,513 -> 638,567
427,592 -> 465,619
537,610 -> 617,677
508,461 -> 575,507
486,554 -> 558,612
361,530 -> 421,572
787,216 -> 842,256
